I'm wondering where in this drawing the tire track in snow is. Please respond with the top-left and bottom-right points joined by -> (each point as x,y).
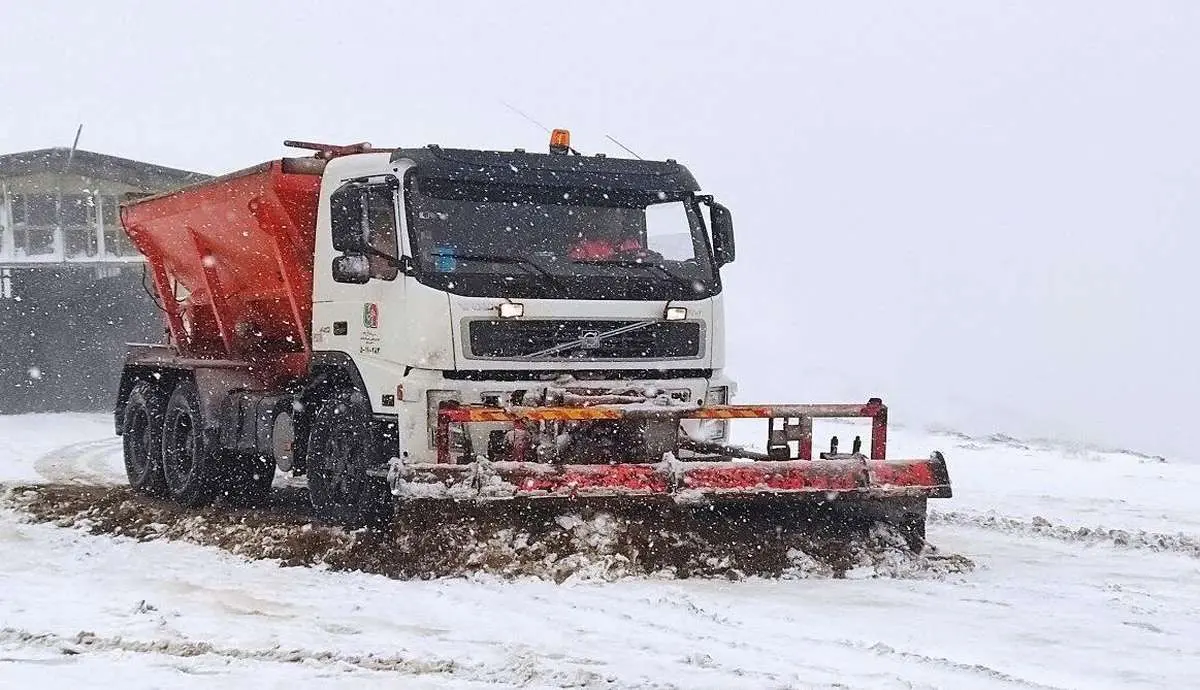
930,510 -> 1200,559
32,439 -> 125,486
416,582 -> 886,687
515,588 -> 1057,689
0,626 -> 460,674
840,640 -> 1069,690
719,600 -> 1068,690
517,591 -> 790,685
0,626 -> 647,688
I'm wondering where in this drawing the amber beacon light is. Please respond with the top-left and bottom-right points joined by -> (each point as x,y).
549,129 -> 571,155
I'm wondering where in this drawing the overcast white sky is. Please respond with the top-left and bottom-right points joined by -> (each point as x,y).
3,1 -> 1197,458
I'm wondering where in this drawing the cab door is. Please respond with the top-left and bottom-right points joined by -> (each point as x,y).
311,172 -> 407,407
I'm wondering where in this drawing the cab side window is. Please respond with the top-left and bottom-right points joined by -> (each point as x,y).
364,185 -> 399,280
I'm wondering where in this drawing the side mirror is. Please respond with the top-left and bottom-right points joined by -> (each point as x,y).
709,201 -> 735,266
330,183 -> 367,252
332,254 -> 371,284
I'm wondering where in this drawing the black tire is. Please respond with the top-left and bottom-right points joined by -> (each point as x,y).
121,381 -> 168,496
218,452 -> 276,507
306,389 -> 391,526
161,379 -> 220,507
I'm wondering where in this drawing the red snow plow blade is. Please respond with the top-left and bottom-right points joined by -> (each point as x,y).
389,398 -> 952,504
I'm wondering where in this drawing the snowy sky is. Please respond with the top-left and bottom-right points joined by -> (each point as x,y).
3,1 -> 1197,459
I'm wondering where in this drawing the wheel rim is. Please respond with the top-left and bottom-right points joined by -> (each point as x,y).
319,425 -> 361,505
124,405 -> 157,484
164,411 -> 196,489
125,406 -> 151,478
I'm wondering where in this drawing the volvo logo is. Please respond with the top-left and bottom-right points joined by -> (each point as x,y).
578,330 -> 602,349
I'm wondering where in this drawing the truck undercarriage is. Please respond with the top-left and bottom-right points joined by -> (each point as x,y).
117,351 -> 949,552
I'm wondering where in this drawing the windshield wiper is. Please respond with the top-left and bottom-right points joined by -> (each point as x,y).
428,252 -> 569,295
572,259 -> 695,291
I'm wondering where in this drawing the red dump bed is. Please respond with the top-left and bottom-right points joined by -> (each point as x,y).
121,160 -> 323,383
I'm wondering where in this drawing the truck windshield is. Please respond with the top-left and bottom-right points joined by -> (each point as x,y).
405,177 -> 719,300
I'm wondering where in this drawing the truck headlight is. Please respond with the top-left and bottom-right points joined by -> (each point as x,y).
427,390 -> 460,449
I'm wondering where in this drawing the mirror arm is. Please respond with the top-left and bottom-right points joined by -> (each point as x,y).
358,246 -> 413,274
398,254 -> 415,274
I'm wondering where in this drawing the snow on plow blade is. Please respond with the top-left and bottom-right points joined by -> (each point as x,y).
390,455 -> 951,502
388,398 -> 952,504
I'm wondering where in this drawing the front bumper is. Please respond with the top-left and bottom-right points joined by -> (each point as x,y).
387,399 -> 953,504
392,369 -> 734,464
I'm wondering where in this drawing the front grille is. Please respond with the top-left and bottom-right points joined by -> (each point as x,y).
467,319 -> 703,360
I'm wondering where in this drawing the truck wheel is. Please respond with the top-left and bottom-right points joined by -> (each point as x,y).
121,381 -> 168,496
306,390 -> 390,526
161,379 -> 219,507
220,453 -> 276,507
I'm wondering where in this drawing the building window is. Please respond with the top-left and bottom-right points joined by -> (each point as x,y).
12,193 -> 57,226
62,194 -> 98,258
61,194 -> 90,226
10,193 -> 57,256
101,196 -> 133,256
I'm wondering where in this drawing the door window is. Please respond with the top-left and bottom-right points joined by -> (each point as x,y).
364,185 -> 399,280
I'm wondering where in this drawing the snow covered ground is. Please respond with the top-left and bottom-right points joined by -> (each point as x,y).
1,413 -> 1198,688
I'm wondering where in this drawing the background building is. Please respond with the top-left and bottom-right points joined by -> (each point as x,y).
0,148 -> 208,413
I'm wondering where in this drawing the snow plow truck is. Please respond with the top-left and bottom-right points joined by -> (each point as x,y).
113,133 -> 952,550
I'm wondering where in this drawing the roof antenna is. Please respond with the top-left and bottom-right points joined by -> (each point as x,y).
500,100 -> 582,155
501,100 -> 550,134
605,134 -> 643,160
63,123 -> 83,173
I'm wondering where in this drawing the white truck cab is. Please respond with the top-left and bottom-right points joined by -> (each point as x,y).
310,143 -> 738,465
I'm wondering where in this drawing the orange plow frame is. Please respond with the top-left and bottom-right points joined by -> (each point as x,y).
389,398 -> 952,503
